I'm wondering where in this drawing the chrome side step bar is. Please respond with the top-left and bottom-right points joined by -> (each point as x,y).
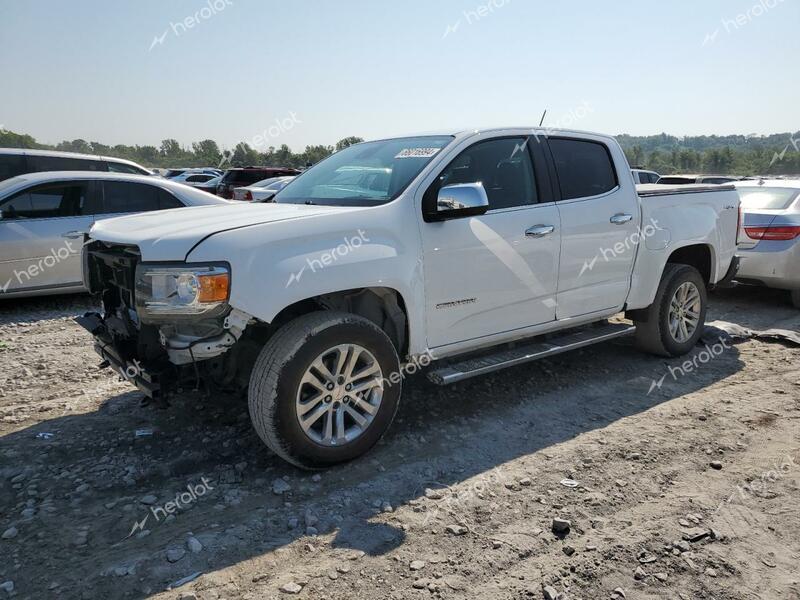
428,322 -> 636,385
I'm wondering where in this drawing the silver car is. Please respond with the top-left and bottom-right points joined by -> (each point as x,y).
0,171 -> 228,299
734,180 -> 800,307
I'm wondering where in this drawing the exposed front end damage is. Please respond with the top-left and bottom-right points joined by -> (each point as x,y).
76,240 -> 256,399
160,308 -> 252,365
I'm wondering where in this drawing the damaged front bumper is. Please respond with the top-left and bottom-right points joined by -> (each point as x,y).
76,312 -> 166,398
78,240 -> 253,399
76,307 -> 253,399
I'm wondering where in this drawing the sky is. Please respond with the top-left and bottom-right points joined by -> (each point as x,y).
1,0 -> 798,152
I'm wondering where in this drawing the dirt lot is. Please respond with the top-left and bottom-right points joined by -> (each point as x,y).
0,287 -> 798,600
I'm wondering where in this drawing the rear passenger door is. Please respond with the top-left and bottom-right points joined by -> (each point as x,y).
0,180 -> 97,293
547,137 -> 641,319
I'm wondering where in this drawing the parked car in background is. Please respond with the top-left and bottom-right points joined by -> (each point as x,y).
631,168 -> 660,184
216,167 -> 300,199
163,168 -> 221,179
232,176 -> 296,201
657,174 -> 739,185
733,179 -> 800,307
78,127 -> 740,468
169,171 -> 221,188
0,172 -> 228,299
193,175 -> 223,195
0,148 -> 152,182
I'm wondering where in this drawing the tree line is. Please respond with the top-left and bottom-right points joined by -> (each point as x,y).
1,128 -> 798,175
0,129 -> 365,170
619,132 -> 800,176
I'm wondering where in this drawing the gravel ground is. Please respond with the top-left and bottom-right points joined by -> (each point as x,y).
0,287 -> 798,600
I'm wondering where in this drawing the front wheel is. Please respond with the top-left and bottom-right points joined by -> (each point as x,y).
634,264 -> 708,357
248,311 -> 402,469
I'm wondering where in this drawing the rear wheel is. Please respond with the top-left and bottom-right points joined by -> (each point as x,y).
791,289 -> 800,309
248,311 -> 401,469
634,264 -> 707,357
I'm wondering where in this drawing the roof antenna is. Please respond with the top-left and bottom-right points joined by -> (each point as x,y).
539,110 -> 547,127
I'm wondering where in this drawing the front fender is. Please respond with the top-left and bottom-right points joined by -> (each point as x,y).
186,205 -> 428,355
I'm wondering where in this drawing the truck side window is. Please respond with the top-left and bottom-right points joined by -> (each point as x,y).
549,139 -> 618,200
431,137 -> 538,210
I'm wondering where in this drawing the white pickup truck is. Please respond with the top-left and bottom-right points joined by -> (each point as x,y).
77,128 -> 740,468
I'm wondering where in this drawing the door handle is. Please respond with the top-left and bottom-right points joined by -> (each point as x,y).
610,213 -> 633,225
62,231 -> 85,239
525,225 -> 555,238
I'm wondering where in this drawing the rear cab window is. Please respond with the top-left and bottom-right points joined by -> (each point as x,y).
549,138 -> 618,200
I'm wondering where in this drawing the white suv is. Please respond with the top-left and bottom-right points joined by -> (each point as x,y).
0,148 -> 152,182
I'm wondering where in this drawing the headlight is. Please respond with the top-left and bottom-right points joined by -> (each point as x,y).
135,264 -> 230,321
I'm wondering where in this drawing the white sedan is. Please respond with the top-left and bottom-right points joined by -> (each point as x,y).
0,171 -> 229,299
232,176 -> 296,202
734,179 -> 800,307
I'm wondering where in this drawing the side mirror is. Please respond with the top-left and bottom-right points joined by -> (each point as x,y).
431,183 -> 489,221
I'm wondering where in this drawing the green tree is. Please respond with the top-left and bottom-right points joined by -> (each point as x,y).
230,142 -> 259,167
56,139 -> 92,154
192,139 -> 222,166
335,136 -> 364,152
0,129 -> 41,149
160,139 -> 183,159
301,144 -> 334,166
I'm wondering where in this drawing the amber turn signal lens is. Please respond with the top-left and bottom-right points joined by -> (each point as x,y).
197,273 -> 229,303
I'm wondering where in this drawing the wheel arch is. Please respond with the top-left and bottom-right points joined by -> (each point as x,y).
666,243 -> 715,286
267,286 -> 411,359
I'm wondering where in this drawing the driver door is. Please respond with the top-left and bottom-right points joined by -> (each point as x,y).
420,136 -> 561,349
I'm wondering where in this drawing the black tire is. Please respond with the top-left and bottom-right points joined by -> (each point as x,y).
634,264 -> 708,357
248,311 -> 401,469
791,289 -> 800,309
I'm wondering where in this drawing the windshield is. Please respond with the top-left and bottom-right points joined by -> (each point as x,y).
275,136 -> 453,206
737,187 -> 799,210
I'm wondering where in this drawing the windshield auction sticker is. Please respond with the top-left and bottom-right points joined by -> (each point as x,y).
395,147 -> 442,159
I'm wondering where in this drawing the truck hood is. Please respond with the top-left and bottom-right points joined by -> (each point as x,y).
90,203 -> 357,261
